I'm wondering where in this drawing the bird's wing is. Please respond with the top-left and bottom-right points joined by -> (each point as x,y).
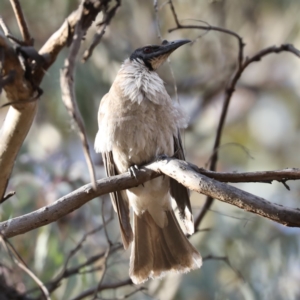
102,151 -> 133,250
95,93 -> 133,249
94,93 -> 111,154
170,130 -> 194,234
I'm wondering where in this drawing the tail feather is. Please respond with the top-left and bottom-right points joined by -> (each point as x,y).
129,210 -> 202,284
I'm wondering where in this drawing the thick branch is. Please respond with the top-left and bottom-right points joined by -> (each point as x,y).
0,33 -> 35,200
0,0 -> 105,200
148,159 -> 300,227
36,0 -> 104,81
1,158 -> 300,239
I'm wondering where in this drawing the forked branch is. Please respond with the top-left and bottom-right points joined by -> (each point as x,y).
1,158 -> 300,239
166,0 -> 300,229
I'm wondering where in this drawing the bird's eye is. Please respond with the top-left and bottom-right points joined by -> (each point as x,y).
143,47 -> 152,53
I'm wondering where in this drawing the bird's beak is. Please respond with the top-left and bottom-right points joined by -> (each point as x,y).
148,39 -> 191,70
157,39 -> 191,56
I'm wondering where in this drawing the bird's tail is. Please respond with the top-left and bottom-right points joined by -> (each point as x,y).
129,210 -> 202,284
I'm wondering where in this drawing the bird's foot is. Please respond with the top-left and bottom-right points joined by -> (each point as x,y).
157,154 -> 169,161
156,155 -> 169,180
128,165 -> 139,180
128,165 -> 144,187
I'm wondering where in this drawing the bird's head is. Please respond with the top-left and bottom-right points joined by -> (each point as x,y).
129,39 -> 191,71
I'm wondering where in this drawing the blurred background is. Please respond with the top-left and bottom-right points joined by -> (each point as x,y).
1,0 -> 300,299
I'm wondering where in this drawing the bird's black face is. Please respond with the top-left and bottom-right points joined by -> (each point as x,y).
130,39 -> 191,71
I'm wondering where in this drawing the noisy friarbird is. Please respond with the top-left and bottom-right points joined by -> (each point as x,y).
95,39 -> 202,284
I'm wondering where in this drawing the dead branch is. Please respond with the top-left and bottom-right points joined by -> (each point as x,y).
167,0 -> 246,228
0,0 -> 107,200
70,279 -> 133,300
0,236 -> 50,300
92,246 -> 110,299
168,0 -> 245,69
194,43 -> 300,229
46,242 -> 121,294
197,168 -> 300,184
9,0 -> 33,45
0,32 -> 35,200
167,1 -> 300,228
82,0 -> 121,62
153,0 -> 178,101
203,255 -> 244,282
60,2 -> 97,191
1,158 -> 300,239
0,191 -> 16,204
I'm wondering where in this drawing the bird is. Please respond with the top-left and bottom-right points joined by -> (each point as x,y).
94,39 -> 202,284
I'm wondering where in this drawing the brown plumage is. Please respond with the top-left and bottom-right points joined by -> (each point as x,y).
95,40 -> 202,284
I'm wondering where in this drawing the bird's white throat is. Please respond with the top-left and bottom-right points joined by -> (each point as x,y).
119,58 -> 167,105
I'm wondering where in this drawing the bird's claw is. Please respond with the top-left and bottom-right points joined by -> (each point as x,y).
129,165 -> 139,180
157,154 -> 168,161
129,165 -> 145,187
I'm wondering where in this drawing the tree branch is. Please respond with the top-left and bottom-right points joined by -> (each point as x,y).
0,236 -> 50,300
1,158 -> 300,239
197,167 -> 300,183
70,279 -> 133,300
167,0 -> 246,229
0,0 -> 106,200
0,32 -> 35,200
82,0 -> 121,62
60,1 -> 97,191
167,0 -> 300,229
194,43 -> 300,228
9,0 -> 33,45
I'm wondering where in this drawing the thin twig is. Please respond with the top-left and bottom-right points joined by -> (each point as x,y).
95,287 -> 146,300
0,191 -> 16,204
82,0 -> 121,62
203,255 -> 244,282
204,142 -> 254,169
0,17 -> 27,46
42,245 -> 122,294
197,167 -> 300,183
46,219 -> 114,294
78,265 -> 103,275
168,0 -> 245,69
0,236 -> 51,300
167,1 -> 246,229
92,246 -> 110,299
92,199 -> 114,299
194,43 -> 300,229
9,0 -> 33,45
62,222 -> 111,275
168,0 -> 180,27
60,1 -> 97,191
167,1 -> 300,229
208,208 -> 252,222
154,0 -> 178,102
102,199 -> 113,245
71,279 -> 133,300
0,17 -> 10,36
